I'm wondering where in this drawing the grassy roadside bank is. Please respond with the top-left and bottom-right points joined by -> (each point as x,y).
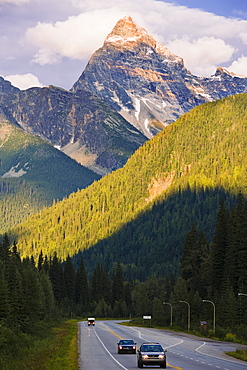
226,348 -> 247,362
1,319 -> 80,370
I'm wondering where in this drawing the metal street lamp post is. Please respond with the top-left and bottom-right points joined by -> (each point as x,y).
238,293 -> 247,297
179,300 -> 190,331
163,302 -> 173,326
202,299 -> 215,334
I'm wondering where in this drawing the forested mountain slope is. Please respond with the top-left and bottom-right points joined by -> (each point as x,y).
0,109 -> 100,231
10,94 -> 247,276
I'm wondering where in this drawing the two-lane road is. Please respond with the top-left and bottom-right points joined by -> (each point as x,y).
78,320 -> 247,369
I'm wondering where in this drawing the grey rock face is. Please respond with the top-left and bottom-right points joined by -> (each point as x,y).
0,82 -> 147,174
72,16 -> 247,138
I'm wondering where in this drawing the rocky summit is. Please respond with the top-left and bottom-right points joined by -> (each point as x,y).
72,16 -> 247,138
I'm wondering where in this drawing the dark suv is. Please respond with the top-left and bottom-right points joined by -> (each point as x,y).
117,339 -> 137,354
137,342 -> 167,368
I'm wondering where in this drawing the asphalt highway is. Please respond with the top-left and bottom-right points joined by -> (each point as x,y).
78,320 -> 247,369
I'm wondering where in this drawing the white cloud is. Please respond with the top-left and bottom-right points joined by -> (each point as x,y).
23,1 -> 247,72
25,8 -> 127,64
227,56 -> 247,77
0,0 -> 29,4
240,32 -> 247,44
166,36 -> 235,76
2,0 -> 247,88
4,73 -> 44,90
32,48 -> 61,65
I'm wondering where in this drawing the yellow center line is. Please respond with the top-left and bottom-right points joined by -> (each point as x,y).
97,322 -> 123,339
168,363 -> 183,370
96,322 -> 183,369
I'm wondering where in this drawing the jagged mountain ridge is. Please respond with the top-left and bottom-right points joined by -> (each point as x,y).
0,77 -> 147,174
0,108 -> 100,231
72,16 -> 247,137
1,16 -> 247,176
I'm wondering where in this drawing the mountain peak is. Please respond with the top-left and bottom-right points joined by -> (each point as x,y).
104,16 -> 156,49
104,16 -> 182,62
214,66 -> 246,79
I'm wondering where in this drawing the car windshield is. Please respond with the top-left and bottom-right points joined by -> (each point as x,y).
120,340 -> 134,344
141,345 -> 163,352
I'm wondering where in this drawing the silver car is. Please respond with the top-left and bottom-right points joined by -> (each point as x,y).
137,342 -> 167,368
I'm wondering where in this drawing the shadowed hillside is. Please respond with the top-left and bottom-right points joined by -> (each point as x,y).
0,109 -> 100,231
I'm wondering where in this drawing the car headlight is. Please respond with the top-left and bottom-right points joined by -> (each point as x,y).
158,354 -> 164,359
142,354 -> 148,359
119,346 -> 122,349
133,346 -> 136,349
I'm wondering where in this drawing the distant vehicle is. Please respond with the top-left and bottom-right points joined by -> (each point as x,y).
117,339 -> 137,354
87,317 -> 95,326
137,342 -> 167,368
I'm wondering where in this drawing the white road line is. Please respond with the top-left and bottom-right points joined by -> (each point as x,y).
93,328 -> 128,370
195,341 -> 243,366
130,327 -> 184,349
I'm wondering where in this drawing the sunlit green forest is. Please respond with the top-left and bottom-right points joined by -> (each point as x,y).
9,93 -> 247,276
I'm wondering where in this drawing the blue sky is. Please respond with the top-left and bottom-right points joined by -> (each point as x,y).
165,0 -> 247,19
1,0 -> 247,90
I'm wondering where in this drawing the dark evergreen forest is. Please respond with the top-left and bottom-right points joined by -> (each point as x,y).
79,186 -> 237,280
1,195 -> 247,365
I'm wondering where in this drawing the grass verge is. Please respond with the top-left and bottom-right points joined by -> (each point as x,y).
1,319 -> 80,370
227,348 -> 247,361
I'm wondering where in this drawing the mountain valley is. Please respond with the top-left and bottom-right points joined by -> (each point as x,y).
0,107 -> 100,231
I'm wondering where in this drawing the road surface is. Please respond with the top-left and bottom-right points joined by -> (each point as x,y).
78,320 -> 247,369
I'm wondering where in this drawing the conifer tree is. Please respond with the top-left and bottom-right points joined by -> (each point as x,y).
112,261 -> 124,303
21,257 -> 44,325
124,282 -> 132,311
43,255 -> 49,273
180,224 -> 209,296
7,257 -> 23,327
0,271 -> 10,322
232,194 -> 247,291
38,250 -> 44,271
49,252 -> 65,302
132,282 -> 149,317
101,266 -> 111,305
170,277 -> 188,328
0,233 -> 11,263
218,279 -> 238,328
64,255 -> 76,302
75,258 -> 89,305
211,199 -> 229,295
180,223 -> 198,288
91,263 -> 103,303
39,270 -> 55,317
152,297 -> 165,326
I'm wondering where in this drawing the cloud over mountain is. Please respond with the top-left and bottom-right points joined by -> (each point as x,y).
2,0 -> 247,90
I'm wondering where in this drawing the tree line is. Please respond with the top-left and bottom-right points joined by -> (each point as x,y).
1,192 -> 247,364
